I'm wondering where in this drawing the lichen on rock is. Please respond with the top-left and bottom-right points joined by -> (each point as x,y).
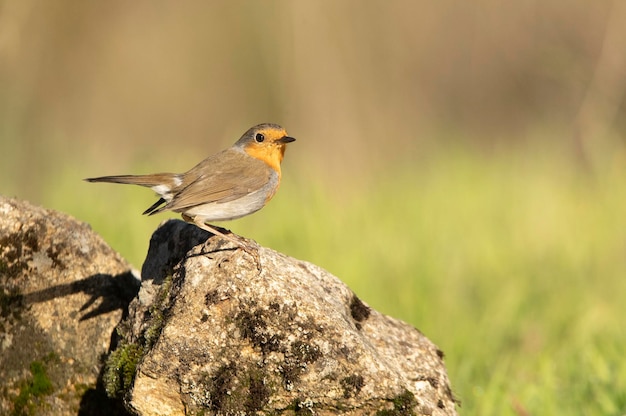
0,197 -> 458,415
111,219 -> 457,415
0,196 -> 139,415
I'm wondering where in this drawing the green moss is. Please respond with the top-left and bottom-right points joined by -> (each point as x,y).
393,390 -> 417,413
143,275 -> 173,347
12,359 -> 55,416
155,275 -> 173,307
12,389 -> 32,416
143,309 -> 164,347
103,343 -> 143,398
375,390 -> 417,416
101,275 -> 172,400
28,361 -> 53,396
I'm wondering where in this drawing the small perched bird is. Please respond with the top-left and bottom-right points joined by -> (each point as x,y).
86,123 -> 295,257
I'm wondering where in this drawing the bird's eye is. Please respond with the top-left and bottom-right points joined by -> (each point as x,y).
255,133 -> 265,143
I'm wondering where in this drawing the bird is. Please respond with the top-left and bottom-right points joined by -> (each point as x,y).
85,123 -> 295,260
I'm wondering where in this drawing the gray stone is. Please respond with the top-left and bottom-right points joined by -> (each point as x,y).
0,196 -> 458,415
0,196 -> 139,415
111,219 -> 457,415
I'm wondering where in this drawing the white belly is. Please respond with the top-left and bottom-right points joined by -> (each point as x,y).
182,177 -> 278,222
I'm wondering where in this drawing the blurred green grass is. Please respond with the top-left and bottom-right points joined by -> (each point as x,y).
2,2 -> 625,414
40,140 -> 626,415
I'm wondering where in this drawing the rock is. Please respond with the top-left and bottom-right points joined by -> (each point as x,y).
110,219 -> 458,415
0,196 -> 458,415
0,196 -> 139,415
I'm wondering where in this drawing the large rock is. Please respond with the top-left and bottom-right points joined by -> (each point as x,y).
0,196 -> 139,415
109,219 -> 458,415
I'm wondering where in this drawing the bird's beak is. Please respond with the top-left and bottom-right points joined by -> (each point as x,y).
278,136 -> 296,144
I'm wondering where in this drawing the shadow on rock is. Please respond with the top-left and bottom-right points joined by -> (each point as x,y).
23,271 -> 140,321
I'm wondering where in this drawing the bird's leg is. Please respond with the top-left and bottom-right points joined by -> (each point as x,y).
183,214 -> 260,267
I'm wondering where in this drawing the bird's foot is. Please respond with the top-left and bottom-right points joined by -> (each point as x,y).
184,215 -> 261,271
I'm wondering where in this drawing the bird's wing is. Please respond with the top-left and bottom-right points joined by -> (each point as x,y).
159,149 -> 272,213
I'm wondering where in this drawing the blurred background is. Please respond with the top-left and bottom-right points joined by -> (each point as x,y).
1,1 -> 625,414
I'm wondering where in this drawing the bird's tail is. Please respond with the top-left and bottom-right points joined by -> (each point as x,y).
85,173 -> 180,215
84,173 -> 177,187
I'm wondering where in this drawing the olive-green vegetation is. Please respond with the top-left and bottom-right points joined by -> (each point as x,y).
45,142 -> 626,415
12,357 -> 56,416
103,342 -> 143,399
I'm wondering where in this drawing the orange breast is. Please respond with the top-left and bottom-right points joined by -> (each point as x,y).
244,145 -> 285,177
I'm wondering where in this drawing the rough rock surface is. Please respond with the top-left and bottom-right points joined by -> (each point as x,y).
0,196 -> 139,415
110,219 -> 458,415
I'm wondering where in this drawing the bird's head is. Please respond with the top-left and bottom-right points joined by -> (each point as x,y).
237,123 -> 296,173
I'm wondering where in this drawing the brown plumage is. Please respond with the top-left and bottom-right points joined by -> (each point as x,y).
86,123 -> 295,260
